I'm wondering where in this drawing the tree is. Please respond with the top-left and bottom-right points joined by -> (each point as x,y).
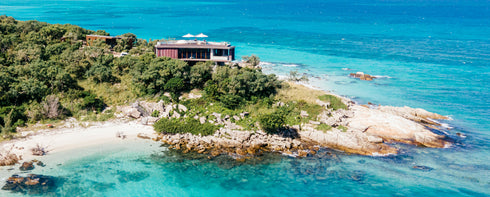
242,54 -> 260,67
164,77 -> 184,101
259,110 -> 286,134
190,61 -> 213,88
1,109 -> 15,138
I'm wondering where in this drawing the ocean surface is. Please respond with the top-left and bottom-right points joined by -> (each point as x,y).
1,0 -> 489,196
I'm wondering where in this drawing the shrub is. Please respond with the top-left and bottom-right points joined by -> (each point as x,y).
153,118 -> 218,136
318,94 -> 347,110
151,110 -> 160,117
316,123 -> 332,132
337,125 -> 348,132
259,110 -> 286,134
81,92 -> 105,112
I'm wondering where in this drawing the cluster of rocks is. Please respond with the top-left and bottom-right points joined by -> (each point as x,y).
2,174 -> 57,195
117,101 -> 188,125
121,97 -> 452,158
19,160 -> 45,171
350,72 -> 376,81
156,128 -> 321,161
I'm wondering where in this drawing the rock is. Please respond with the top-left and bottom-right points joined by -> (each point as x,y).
456,132 -> 466,138
346,105 -> 450,148
233,115 -> 240,121
36,161 -> 45,167
378,106 -> 449,124
309,120 -> 320,125
140,117 -> 148,125
210,150 -> 221,157
300,110 -> 309,118
171,112 -> 181,119
2,174 -> 57,194
236,148 -> 247,156
367,135 -> 383,143
137,133 -> 151,140
240,112 -> 249,118
211,112 -> 222,120
350,72 -> 376,81
19,161 -> 34,171
177,104 -> 188,112
298,150 -> 308,157
199,116 -> 206,124
147,117 -> 159,125
412,165 -> 433,171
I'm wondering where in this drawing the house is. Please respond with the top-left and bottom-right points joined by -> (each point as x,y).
86,35 -> 134,48
154,40 -> 235,64
86,35 -> 119,48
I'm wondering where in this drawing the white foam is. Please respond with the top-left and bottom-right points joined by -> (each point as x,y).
428,118 -> 453,130
341,68 -> 351,70
282,64 -> 300,67
371,152 -> 396,157
373,75 -> 393,79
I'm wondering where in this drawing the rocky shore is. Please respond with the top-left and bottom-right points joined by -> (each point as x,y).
124,89 -> 452,159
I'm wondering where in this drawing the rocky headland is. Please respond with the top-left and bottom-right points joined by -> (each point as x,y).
122,85 -> 452,159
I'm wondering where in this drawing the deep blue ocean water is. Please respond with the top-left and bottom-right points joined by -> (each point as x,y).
1,0 -> 489,196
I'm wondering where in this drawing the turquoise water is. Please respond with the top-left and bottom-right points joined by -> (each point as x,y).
1,0 -> 489,196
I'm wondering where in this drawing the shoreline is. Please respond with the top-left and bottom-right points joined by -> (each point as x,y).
0,82 -> 453,165
0,119 -> 157,163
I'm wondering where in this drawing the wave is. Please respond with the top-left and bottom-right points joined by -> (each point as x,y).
282,64 -> 300,67
373,75 -> 393,79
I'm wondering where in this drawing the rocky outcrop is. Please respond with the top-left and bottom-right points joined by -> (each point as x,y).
159,128 -> 318,159
300,126 -> 398,155
345,105 -> 450,148
2,174 -> 57,195
350,72 -> 376,81
378,106 -> 449,126
19,161 -> 35,171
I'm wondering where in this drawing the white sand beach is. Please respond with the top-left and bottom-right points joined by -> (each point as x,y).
0,119 -> 158,162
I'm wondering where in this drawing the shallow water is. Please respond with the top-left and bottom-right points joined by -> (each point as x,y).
1,0 -> 489,196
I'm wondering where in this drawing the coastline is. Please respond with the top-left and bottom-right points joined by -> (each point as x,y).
0,79 -> 461,196
0,119 -> 157,162
0,81 -> 454,165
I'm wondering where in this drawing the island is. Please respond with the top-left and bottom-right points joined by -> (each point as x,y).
0,16 -> 452,168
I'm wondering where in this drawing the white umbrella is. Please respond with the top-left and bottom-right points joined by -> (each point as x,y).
182,33 -> 195,38
195,33 -> 208,38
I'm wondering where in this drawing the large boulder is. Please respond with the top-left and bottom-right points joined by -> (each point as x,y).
346,105 -> 450,148
19,161 -> 34,171
350,72 -> 376,81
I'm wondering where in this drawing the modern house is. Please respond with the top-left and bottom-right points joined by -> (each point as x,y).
154,40 -> 235,64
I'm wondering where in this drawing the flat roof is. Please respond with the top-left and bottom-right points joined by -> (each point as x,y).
155,40 -> 235,50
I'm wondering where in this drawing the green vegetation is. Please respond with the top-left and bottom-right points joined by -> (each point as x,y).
153,118 -> 218,136
318,94 -> 348,110
0,16 -> 349,139
337,125 -> 348,132
259,110 -> 286,134
0,16 -> 283,137
316,123 -> 332,132
242,55 -> 260,67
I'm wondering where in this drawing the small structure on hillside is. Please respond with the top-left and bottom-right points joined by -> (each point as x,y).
155,34 -> 235,64
86,35 -> 134,48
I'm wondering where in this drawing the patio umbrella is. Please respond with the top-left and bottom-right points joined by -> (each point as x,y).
195,33 -> 208,38
182,33 -> 195,38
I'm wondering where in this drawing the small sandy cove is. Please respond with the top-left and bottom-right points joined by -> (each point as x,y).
0,119 -> 157,161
